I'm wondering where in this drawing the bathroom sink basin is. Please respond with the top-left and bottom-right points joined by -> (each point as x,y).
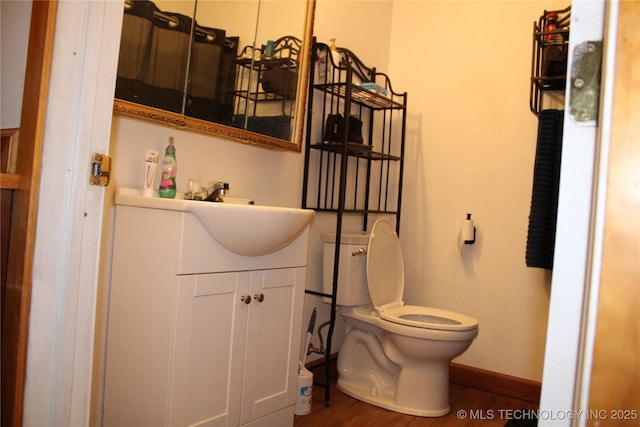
115,187 -> 314,256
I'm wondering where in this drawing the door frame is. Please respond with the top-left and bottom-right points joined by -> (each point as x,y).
20,1 -> 123,426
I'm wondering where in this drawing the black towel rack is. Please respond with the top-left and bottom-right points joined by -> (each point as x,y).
530,5 -> 571,115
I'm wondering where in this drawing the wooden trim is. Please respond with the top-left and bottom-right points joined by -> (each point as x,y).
113,98 -> 304,152
1,128 -> 19,174
0,173 -> 20,190
587,2 -> 640,424
450,363 -> 541,404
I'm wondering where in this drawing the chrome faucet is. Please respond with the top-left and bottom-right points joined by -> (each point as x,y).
204,181 -> 229,202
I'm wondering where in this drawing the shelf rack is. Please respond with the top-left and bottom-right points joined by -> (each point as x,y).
530,5 -> 571,115
233,36 -> 301,139
301,38 -> 407,405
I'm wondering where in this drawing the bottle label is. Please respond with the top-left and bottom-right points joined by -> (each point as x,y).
158,155 -> 176,198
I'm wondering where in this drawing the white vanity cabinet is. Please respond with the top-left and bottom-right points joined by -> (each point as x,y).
103,197 -> 311,427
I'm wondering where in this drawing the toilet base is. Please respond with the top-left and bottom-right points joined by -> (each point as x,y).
335,320 -> 457,417
337,377 -> 450,417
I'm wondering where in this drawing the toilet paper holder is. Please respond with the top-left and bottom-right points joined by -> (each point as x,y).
463,213 -> 476,245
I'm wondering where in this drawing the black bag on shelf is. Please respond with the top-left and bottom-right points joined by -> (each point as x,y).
347,115 -> 363,143
323,114 -> 363,143
323,114 -> 343,142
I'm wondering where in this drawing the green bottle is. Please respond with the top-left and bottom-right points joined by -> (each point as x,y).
158,137 -> 177,198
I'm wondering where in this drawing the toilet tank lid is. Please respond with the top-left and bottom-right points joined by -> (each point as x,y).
320,231 -> 369,245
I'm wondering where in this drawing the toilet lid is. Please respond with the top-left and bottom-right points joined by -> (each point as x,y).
367,219 -> 404,309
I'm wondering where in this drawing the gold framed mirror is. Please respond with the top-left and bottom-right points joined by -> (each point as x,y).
113,0 -> 315,151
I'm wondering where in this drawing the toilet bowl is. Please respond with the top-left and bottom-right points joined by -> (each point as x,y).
321,219 -> 478,417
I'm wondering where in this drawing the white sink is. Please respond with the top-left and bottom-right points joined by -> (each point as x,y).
115,187 -> 314,256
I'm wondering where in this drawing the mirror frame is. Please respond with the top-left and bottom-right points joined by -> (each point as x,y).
113,0 -> 315,152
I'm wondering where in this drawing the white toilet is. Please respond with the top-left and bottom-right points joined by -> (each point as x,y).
321,218 -> 478,417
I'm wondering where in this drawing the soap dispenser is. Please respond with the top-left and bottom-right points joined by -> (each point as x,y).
158,137 -> 177,198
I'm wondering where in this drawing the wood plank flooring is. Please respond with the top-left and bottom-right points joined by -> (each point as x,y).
293,375 -> 538,427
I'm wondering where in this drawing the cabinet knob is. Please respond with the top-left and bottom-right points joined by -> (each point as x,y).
254,293 -> 265,303
241,295 -> 252,304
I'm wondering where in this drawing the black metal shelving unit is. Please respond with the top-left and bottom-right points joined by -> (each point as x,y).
301,38 -> 407,405
233,35 -> 301,139
530,5 -> 571,115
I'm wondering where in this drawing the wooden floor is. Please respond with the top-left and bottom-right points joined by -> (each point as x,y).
293,375 -> 538,427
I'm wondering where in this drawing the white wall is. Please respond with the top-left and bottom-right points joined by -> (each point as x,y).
387,1 -> 568,381
109,117 -> 304,207
314,0 -> 393,67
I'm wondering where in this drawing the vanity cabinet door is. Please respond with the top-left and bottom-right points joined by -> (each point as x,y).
163,267 -> 305,427
240,268 -> 305,425
170,272 -> 249,427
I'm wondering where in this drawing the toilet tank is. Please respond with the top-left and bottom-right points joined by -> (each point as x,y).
320,231 -> 371,306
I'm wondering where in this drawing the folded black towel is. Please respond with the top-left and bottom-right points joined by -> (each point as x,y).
526,109 -> 564,270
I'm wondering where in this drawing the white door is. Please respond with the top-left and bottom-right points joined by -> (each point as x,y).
240,268 -> 305,425
22,2 -> 124,426
171,272 -> 249,427
539,0 -> 612,424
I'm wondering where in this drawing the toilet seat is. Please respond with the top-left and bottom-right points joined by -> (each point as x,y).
367,219 -> 478,332
380,304 -> 478,331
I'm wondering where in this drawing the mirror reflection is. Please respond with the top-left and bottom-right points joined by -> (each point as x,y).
116,0 -> 196,114
114,0 -> 312,149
